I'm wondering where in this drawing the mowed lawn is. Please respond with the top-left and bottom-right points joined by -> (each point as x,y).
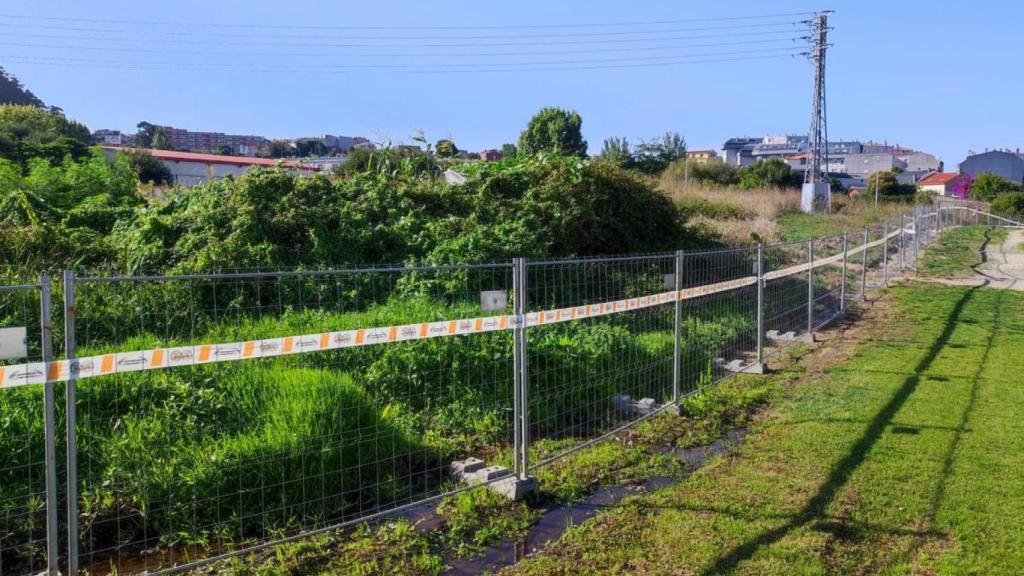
503,284 -> 1024,575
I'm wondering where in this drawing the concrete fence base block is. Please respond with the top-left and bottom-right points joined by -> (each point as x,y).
450,459 -> 537,501
490,475 -> 539,501
739,362 -> 766,375
801,332 -> 815,343
612,394 -> 660,417
450,457 -> 487,482
766,330 -> 798,342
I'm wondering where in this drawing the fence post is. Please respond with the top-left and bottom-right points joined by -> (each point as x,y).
511,259 -> 523,477
63,270 -> 79,576
512,258 -> 528,477
840,234 -> 848,312
861,227 -> 869,299
899,213 -> 906,273
882,222 -> 889,287
807,239 -> 814,338
39,274 -> 59,576
913,209 -> 920,271
756,245 -> 764,365
673,250 -> 683,404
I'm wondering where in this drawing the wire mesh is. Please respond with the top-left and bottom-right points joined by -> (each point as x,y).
762,240 -> 812,357
67,264 -> 515,574
0,281 -> 49,576
523,254 -> 677,467
678,247 -> 759,391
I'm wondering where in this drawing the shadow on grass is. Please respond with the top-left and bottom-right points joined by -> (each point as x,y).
702,285 -> 984,575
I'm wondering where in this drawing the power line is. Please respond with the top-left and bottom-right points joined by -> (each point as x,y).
0,47 -> 804,71
0,20 -> 802,41
0,28 -> 803,49
0,36 -> 802,59
0,52 -> 804,75
0,11 -> 815,31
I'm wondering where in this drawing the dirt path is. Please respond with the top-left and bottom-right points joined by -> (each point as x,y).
920,228 -> 1024,291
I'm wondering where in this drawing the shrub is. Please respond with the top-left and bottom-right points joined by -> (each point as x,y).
991,191 -> 1024,216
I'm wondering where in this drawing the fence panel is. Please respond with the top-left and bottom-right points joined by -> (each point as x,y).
66,264 -> 515,574
524,254 -> 677,468
0,279 -> 57,576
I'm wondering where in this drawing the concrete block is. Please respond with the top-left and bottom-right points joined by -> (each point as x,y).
490,475 -> 539,501
469,465 -> 512,484
450,457 -> 486,481
613,394 -> 660,417
739,362 -> 766,375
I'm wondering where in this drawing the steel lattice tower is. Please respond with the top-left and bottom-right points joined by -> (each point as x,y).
801,10 -> 833,213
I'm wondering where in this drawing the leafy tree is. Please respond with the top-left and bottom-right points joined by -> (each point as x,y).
136,121 -> 157,148
266,140 -> 293,158
294,139 -> 327,158
0,66 -> 46,108
128,150 -> 173,185
435,138 -> 459,158
518,107 -> 588,157
865,170 -> 916,200
0,104 -> 91,167
151,126 -> 173,150
739,159 -> 802,189
501,143 -> 518,158
216,144 -> 234,156
601,137 -> 630,163
969,172 -> 1021,201
631,132 -> 686,174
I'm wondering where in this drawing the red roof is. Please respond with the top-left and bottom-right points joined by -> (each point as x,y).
918,172 -> 959,186
102,146 -> 318,171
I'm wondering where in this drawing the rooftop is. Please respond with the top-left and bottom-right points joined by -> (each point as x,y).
918,172 -> 960,185
102,146 -> 318,171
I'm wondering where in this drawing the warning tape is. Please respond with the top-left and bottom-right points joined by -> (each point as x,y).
0,229 -> 902,390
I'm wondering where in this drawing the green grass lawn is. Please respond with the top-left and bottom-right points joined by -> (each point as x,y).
919,226 -> 1007,278
502,284 -> 1024,575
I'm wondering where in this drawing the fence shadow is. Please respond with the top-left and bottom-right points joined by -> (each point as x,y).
701,285 -> 981,575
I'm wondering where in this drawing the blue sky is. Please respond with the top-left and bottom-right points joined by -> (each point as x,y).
3,0 -> 1021,166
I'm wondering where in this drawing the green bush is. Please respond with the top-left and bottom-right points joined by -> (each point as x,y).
991,191 -> 1024,216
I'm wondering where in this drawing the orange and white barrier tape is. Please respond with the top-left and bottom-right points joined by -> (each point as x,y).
0,229 -> 902,390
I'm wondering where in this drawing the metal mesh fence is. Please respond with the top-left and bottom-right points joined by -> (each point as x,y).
5,204 -> 1014,575
524,254 -> 676,468
67,264 -> 515,574
0,279 -> 56,576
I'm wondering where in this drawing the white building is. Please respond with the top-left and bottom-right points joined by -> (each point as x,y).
102,147 -> 319,186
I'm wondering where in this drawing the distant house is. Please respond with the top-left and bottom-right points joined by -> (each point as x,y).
959,150 -> 1024,184
480,149 -> 502,161
844,152 -> 907,177
720,137 -> 760,167
686,149 -> 718,164
917,172 -> 963,197
102,146 -> 318,186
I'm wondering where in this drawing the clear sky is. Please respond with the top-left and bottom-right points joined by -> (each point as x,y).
2,0 -> 1021,167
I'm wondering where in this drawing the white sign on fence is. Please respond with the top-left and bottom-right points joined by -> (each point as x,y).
0,327 -> 28,360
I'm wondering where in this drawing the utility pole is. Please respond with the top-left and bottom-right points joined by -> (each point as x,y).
800,10 -> 834,214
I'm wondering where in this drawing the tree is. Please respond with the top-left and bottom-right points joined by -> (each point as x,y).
969,172 -> 1020,201
601,137 -> 630,163
501,143 -> 518,158
0,104 -> 91,167
294,139 -> 327,158
216,144 -> 234,156
266,140 -> 293,158
128,150 -> 173,185
632,132 -> 686,174
435,138 -> 459,158
136,121 -> 157,148
865,171 -> 915,199
739,159 -> 802,189
518,107 -> 588,157
151,126 -> 172,150
0,66 -> 46,108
